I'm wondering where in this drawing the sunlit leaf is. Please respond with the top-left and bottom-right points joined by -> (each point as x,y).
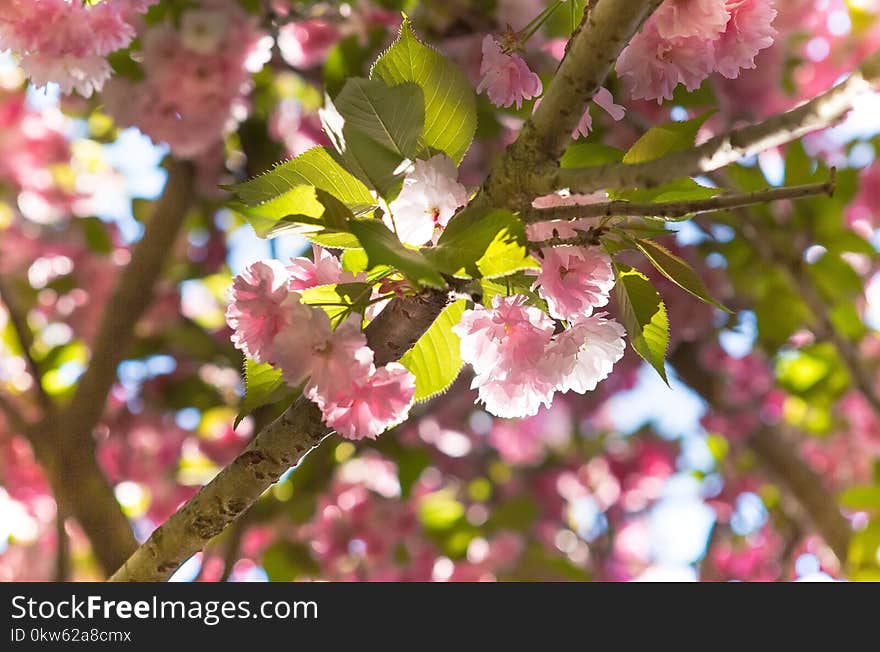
615,264 -> 669,383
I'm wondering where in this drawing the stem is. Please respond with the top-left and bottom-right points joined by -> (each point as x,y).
45,158 -> 196,576
520,175 -> 835,224
482,0 -> 663,207
544,49 -> 880,195
109,288 -> 452,581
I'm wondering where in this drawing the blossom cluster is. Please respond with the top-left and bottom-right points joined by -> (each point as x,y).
453,245 -> 625,419
103,0 -> 272,159
226,248 -> 416,441
617,0 -> 778,103
0,0 -> 153,97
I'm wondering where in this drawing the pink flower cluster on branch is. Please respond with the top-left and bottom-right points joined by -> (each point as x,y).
226,252 -> 416,441
617,0 -> 778,102
102,0 -> 272,158
0,0 -> 152,97
453,281 -> 626,420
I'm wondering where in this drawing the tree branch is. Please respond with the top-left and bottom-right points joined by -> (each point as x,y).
0,391 -> 29,434
671,344 -> 851,565
482,0 -> 663,207
544,49 -> 880,195
34,158 -> 196,576
108,2 -> 663,582
725,199 -> 880,419
109,288 -> 451,581
0,275 -> 52,412
520,175 -> 836,224
748,428 -> 850,565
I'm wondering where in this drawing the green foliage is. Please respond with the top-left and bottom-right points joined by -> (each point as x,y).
622,112 -> 713,164
400,300 -> 467,402
348,219 -> 446,288
839,485 -> 880,512
418,490 -> 465,530
371,16 -> 477,164
323,30 -> 388,97
300,282 -> 375,323
225,147 -> 375,248
560,142 -> 624,168
775,343 -> 850,408
235,360 -> 296,428
613,113 -> 719,204
614,264 -> 670,383
635,239 -> 729,311
480,271 -> 546,309
322,79 -> 424,196
616,177 -> 721,204
425,207 -> 539,279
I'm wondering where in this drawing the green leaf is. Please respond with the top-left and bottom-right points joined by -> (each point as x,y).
235,360 -> 295,428
371,16 -> 477,164
839,485 -> 880,512
300,282 -> 374,323
560,142 -> 624,168
480,271 -> 546,309
225,147 -> 375,248
400,300 -> 467,402
623,112 -> 713,164
236,187 -> 357,245
322,78 -> 424,195
334,77 -> 423,159
635,239 -> 730,311
613,177 -> 721,204
425,207 -> 539,279
348,219 -> 446,288
615,264 -> 669,383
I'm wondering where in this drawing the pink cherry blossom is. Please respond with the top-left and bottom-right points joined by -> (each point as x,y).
617,24 -> 717,102
653,0 -> 731,40
302,314 -> 374,392
268,295 -> 335,387
714,0 -> 778,79
225,260 -> 293,363
308,362 -> 416,440
572,87 -> 627,139
102,1 -> 272,158
454,295 -> 555,375
386,154 -> 469,246
545,313 -> 626,395
533,246 -> 615,321
471,364 -> 557,419
453,295 -> 557,418
0,0 -> 143,97
617,0 -> 777,102
477,35 -> 543,109
288,245 -> 363,291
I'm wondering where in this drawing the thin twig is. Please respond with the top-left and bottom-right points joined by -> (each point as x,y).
520,175 -> 836,224
541,49 -> 880,196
